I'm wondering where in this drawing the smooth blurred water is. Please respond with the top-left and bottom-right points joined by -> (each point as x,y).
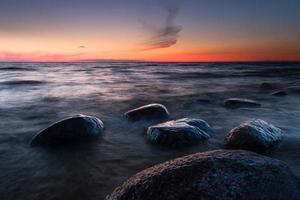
0,62 -> 299,200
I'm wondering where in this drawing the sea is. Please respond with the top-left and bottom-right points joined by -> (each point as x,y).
0,62 -> 299,199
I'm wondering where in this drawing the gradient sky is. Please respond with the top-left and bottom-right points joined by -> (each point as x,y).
0,0 -> 300,62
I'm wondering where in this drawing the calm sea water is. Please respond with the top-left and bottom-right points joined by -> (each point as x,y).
0,62 -> 299,200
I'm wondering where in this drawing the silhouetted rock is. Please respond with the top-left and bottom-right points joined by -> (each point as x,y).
124,103 -> 169,122
225,119 -> 282,152
106,150 -> 300,200
147,118 -> 212,147
271,90 -> 287,96
30,115 -> 104,146
224,98 -> 261,109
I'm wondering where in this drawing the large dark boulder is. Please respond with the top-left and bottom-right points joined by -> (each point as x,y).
30,115 -> 104,146
124,104 -> 169,122
146,118 -> 212,147
106,150 -> 300,200
224,98 -> 261,109
225,119 -> 282,152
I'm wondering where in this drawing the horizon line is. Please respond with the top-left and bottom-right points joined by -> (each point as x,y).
0,60 -> 300,63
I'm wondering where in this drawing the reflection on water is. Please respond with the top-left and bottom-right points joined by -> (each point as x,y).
0,62 -> 300,199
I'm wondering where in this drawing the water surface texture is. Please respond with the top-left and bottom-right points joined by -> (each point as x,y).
0,62 -> 299,200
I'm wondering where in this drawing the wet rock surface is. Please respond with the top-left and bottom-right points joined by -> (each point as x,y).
225,119 -> 282,152
30,114 -> 104,146
224,98 -> 261,109
124,103 -> 169,122
106,150 -> 300,200
147,118 -> 212,147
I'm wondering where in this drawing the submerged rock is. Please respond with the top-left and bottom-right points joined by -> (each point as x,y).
147,118 -> 212,147
225,119 -> 282,152
271,90 -> 287,96
286,86 -> 300,94
224,98 -> 261,109
30,114 -> 104,146
106,150 -> 300,200
260,82 -> 283,90
124,103 -> 169,122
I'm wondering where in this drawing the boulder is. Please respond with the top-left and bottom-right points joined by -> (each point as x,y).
106,150 -> 300,200
30,114 -> 104,146
225,119 -> 282,152
224,98 -> 261,109
124,104 -> 169,122
147,118 -> 212,147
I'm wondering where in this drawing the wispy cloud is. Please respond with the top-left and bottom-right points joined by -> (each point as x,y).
78,45 -> 86,49
142,6 -> 182,51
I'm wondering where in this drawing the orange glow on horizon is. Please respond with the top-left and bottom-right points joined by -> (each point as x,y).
144,52 -> 300,62
1,25 -> 300,62
1,50 -> 300,62
1,39 -> 300,62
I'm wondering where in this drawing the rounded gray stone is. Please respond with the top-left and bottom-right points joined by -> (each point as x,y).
106,150 -> 300,200
124,103 -> 169,122
225,119 -> 282,152
147,118 -> 212,147
30,114 -> 104,146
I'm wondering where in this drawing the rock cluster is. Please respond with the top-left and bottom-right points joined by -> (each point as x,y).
29,101 -> 298,199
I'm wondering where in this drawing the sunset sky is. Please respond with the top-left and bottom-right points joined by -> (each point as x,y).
0,0 -> 300,62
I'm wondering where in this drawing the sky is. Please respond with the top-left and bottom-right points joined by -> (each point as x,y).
0,0 -> 300,62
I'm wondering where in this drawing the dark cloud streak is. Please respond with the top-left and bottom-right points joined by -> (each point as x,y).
142,6 -> 182,51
